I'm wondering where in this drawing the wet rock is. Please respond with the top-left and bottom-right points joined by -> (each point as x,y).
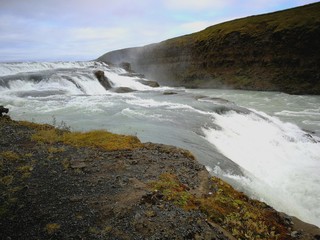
0,106 -> 9,116
290,230 -> 302,238
111,87 -> 136,93
163,91 -> 178,95
119,72 -> 145,78
119,62 -> 132,72
70,161 -> 87,169
137,79 -> 160,87
94,70 -> 112,90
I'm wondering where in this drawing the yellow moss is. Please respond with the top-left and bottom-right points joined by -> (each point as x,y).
19,121 -> 55,131
24,153 -> 33,158
151,174 -> 288,240
88,227 -> 100,234
32,129 -> 142,151
44,223 -> 61,234
1,175 -> 14,185
62,130 -> 142,151
198,177 -> 287,239
17,165 -> 33,173
61,159 -> 70,170
9,186 -> 23,193
31,129 -> 61,144
1,151 -> 20,161
48,147 -> 65,154
151,173 -> 196,209
102,226 -> 113,234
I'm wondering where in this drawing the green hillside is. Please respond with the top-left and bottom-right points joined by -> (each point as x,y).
98,3 -> 320,94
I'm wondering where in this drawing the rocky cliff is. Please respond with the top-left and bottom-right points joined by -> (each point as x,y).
98,3 -> 320,95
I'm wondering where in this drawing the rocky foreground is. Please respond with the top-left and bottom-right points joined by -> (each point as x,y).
0,115 -> 319,239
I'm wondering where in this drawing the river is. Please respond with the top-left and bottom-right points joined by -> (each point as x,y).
1,61 -> 319,227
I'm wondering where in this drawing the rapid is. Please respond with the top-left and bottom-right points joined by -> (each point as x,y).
1,61 -> 319,227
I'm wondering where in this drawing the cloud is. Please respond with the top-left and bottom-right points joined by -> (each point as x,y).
69,27 -> 129,41
0,0 -> 319,61
164,0 -> 234,11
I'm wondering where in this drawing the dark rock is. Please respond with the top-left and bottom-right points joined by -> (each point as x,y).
70,161 -> 87,169
137,79 -> 160,87
111,87 -> 136,93
119,73 -> 146,78
119,62 -> 132,72
0,106 -> 9,117
163,91 -> 178,95
94,70 -> 112,90
291,230 -> 302,238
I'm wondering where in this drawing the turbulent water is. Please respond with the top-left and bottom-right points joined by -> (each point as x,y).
1,61 -> 319,227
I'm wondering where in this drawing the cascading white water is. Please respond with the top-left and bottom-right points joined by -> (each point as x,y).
1,61 -> 319,227
203,110 -> 320,226
0,61 -> 96,76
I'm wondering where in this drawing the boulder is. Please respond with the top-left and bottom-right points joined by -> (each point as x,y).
0,106 -> 9,117
94,70 -> 112,90
163,91 -> 178,95
111,87 -> 136,93
119,62 -> 132,72
119,73 -> 146,78
138,79 -> 160,88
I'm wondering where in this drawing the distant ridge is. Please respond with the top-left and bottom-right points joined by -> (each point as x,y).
98,3 -> 320,94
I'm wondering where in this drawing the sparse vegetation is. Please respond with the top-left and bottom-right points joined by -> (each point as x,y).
32,128 -> 142,151
151,174 -> 288,240
1,151 -> 20,161
44,223 -> 61,234
1,175 -> 14,185
151,173 -> 196,209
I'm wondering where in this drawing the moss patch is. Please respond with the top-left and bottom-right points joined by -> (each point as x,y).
31,128 -> 142,151
151,174 -> 289,240
150,173 -> 196,209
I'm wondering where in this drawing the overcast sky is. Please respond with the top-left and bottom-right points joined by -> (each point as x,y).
0,0 -> 318,62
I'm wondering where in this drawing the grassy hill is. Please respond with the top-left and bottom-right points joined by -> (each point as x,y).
98,2 -> 320,94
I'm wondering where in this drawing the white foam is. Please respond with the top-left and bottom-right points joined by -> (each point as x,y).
203,110 -> 320,227
67,74 -> 107,95
106,70 -> 152,91
0,61 -> 98,76
276,109 -> 320,117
